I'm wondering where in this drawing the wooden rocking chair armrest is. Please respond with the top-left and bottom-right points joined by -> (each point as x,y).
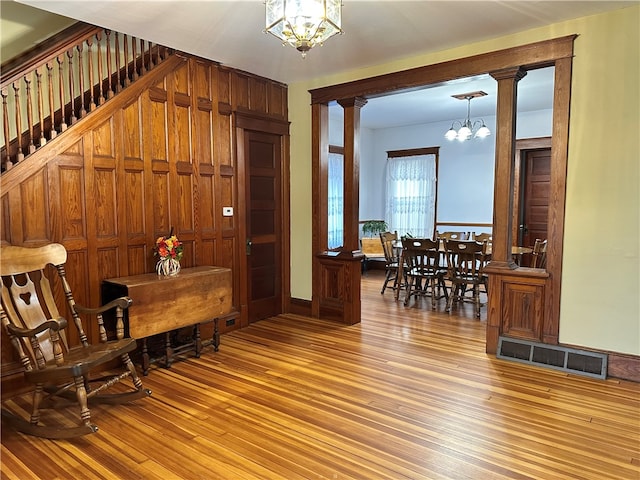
6,317 -> 68,337
74,297 -> 133,315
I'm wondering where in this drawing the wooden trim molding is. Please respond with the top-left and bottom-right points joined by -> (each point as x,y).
287,297 -> 313,317
387,147 -> 439,158
560,344 -> 640,383
606,352 -> 640,383
0,55 -> 187,189
386,147 -> 441,237
1,22 -> 101,86
512,136 -> 552,243
436,222 -> 493,228
309,35 -> 576,355
310,35 -> 577,104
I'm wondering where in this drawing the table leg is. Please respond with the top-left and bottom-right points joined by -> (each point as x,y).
142,338 -> 150,376
194,324 -> 202,358
213,318 -> 220,352
165,332 -> 173,368
395,252 -> 405,302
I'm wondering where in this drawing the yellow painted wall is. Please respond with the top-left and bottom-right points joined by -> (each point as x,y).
288,6 -> 640,355
1,1 -> 74,62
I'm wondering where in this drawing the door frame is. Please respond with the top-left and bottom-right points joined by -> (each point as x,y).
235,113 -> 290,328
309,35 -> 575,351
513,136 -> 552,245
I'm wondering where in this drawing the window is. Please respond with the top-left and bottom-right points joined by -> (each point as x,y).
385,150 -> 438,239
327,150 -> 344,249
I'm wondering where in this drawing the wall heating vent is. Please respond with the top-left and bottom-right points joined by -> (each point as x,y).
497,337 -> 608,379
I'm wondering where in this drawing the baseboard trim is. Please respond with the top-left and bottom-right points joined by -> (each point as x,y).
598,351 -> 639,383
560,343 -> 639,383
287,297 -> 312,317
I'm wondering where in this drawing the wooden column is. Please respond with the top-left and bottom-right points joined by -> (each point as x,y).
338,97 -> 367,253
311,102 -> 329,318
311,97 -> 367,325
485,66 -> 527,353
486,67 -> 526,270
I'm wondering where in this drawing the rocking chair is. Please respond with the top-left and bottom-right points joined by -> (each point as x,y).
0,243 -> 151,438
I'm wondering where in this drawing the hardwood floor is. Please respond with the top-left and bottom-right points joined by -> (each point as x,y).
2,271 -> 639,479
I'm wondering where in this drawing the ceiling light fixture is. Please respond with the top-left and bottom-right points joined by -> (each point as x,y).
265,0 -> 343,58
444,91 -> 491,142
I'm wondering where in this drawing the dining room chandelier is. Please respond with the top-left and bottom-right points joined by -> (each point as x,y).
265,0 -> 343,58
444,91 -> 491,142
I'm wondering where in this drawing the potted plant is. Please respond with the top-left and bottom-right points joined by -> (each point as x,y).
361,220 -> 388,238
360,220 -> 388,259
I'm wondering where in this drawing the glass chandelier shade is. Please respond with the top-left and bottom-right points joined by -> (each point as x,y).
265,0 -> 343,57
444,96 -> 491,142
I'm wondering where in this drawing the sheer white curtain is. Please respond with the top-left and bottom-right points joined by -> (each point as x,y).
385,154 -> 437,238
327,152 -> 344,249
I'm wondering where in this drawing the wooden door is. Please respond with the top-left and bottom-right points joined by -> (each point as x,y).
245,131 -> 282,323
519,148 -> 551,249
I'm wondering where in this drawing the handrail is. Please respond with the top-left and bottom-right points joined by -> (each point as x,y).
1,22 -> 172,172
1,23 -> 100,88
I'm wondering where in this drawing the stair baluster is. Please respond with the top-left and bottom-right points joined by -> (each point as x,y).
57,55 -> 67,132
24,75 -> 36,154
67,49 -> 77,124
132,37 -> 139,82
139,39 -> 147,76
86,37 -> 96,112
2,88 -> 11,170
35,68 -> 46,147
77,44 -> 86,118
46,62 -> 57,140
123,34 -> 131,87
96,32 -> 105,106
115,32 -> 122,92
105,30 -> 114,99
12,81 -> 24,163
1,24 -> 172,172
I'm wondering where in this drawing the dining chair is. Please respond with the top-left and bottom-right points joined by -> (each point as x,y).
401,238 -> 448,309
0,243 -> 151,438
443,239 -> 488,318
472,232 -> 492,243
379,231 -> 401,294
531,239 -> 548,268
437,231 -> 470,241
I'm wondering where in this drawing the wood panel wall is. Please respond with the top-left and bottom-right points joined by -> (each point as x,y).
0,52 -> 288,393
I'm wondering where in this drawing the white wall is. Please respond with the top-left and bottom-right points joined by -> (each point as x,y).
348,109 -> 553,235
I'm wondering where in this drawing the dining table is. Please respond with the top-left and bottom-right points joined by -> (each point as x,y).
484,245 -> 533,256
393,239 -> 533,301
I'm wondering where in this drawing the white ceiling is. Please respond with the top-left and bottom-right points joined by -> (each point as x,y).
14,0 -> 635,129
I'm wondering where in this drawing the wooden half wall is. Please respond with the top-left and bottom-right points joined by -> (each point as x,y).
0,52 -> 288,394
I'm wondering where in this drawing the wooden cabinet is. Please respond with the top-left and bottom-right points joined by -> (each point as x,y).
103,266 -> 232,374
485,268 -> 551,352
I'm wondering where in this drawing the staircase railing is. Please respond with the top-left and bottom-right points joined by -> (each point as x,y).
1,22 -> 172,172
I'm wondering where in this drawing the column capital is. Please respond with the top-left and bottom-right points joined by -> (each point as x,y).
490,66 -> 527,82
337,97 -> 368,109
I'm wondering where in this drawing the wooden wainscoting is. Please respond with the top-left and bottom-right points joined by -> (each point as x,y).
313,251 -> 364,325
1,47 -> 290,396
485,266 -> 552,354
2,271 -> 638,480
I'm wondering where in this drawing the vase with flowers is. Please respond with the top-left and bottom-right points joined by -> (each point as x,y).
154,232 -> 183,277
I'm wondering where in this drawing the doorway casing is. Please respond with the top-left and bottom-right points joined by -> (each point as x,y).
308,35 -> 576,353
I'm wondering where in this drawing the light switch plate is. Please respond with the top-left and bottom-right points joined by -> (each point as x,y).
222,206 -> 233,217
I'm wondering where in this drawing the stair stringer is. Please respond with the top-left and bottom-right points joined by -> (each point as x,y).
1,54 -> 187,193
